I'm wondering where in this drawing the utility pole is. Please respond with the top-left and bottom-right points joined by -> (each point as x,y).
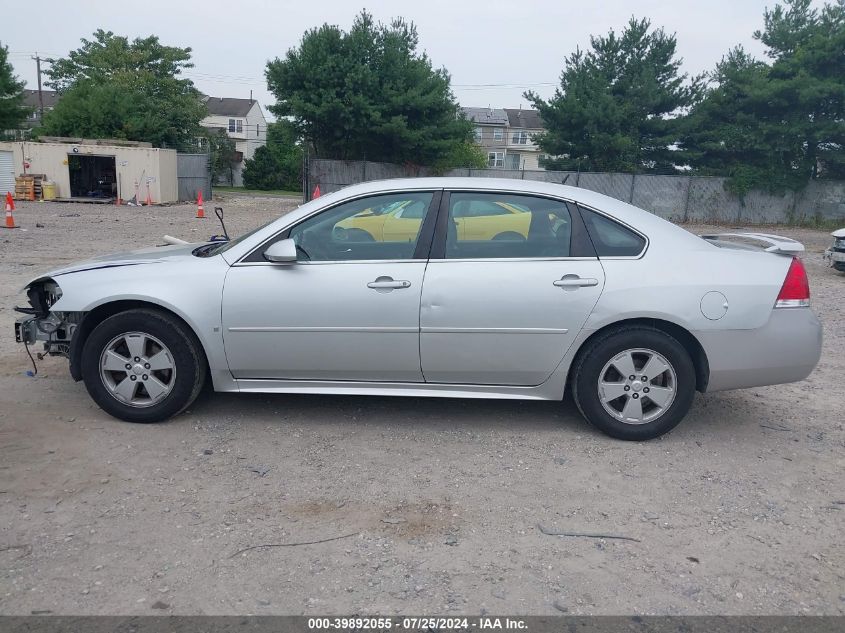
31,53 -> 44,122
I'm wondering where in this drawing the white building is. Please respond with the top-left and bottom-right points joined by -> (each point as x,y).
200,96 -> 268,187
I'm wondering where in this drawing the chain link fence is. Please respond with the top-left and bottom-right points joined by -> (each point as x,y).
306,158 -> 845,224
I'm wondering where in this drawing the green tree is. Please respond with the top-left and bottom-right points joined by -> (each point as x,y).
204,130 -> 239,185
40,30 -> 205,147
265,10 -> 473,165
757,0 -> 845,180
432,140 -> 487,172
679,47 -> 804,196
0,43 -> 28,131
242,120 -> 303,191
527,18 -> 702,173
682,0 -> 845,194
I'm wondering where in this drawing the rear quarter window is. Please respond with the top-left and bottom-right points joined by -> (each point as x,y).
579,207 -> 646,257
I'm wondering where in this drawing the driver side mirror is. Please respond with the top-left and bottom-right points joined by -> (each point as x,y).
263,238 -> 297,263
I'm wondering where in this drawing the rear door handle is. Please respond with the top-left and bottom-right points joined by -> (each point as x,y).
367,276 -> 411,291
554,275 -> 599,288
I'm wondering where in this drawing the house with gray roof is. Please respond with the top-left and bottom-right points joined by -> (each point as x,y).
462,107 -> 509,167
200,96 -> 268,186
503,108 -> 546,170
2,89 -> 61,139
462,106 -> 547,170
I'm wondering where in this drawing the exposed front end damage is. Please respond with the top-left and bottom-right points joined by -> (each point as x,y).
822,228 -> 845,272
14,278 -> 85,359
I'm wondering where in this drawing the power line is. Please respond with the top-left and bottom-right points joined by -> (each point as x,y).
453,82 -> 556,88
9,50 -> 556,93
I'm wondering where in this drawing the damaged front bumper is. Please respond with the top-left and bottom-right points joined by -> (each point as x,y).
14,279 -> 82,358
14,313 -> 80,356
823,247 -> 845,271
823,248 -> 845,263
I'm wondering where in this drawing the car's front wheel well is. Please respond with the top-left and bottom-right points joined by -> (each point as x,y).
69,301 -> 208,382
569,318 -> 709,394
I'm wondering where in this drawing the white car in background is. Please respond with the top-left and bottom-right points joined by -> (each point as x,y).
15,178 -> 822,440
823,228 -> 845,272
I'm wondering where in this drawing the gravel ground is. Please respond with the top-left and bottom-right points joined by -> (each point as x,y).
0,195 -> 843,616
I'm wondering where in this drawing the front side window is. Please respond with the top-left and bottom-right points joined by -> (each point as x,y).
579,206 -> 646,257
228,118 -> 236,132
236,119 -> 243,133
512,131 -> 529,144
287,192 -> 435,262
487,151 -> 504,168
445,192 -> 572,259
493,127 -> 504,140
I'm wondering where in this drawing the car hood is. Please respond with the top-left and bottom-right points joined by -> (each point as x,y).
26,243 -> 204,286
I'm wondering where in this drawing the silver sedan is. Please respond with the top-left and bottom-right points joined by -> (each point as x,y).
14,178 -> 822,440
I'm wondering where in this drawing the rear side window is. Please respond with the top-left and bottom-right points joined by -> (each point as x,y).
445,192 -> 572,259
579,207 -> 646,257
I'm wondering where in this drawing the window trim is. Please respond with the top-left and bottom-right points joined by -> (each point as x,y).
487,151 -> 504,168
237,190 -> 442,265
228,118 -> 236,133
512,130 -> 529,145
428,190 -> 598,261
233,188 -> 648,266
576,203 -> 649,260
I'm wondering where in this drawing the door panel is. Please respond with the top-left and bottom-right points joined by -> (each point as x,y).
223,262 -> 426,381
420,190 -> 604,386
222,190 -> 439,382
420,260 -> 604,385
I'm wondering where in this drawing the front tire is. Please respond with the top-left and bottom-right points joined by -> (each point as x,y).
571,327 -> 696,440
81,309 -> 206,423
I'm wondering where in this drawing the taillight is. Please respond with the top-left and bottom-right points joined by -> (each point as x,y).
775,257 -> 810,308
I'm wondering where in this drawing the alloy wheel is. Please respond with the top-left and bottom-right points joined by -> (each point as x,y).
597,348 -> 677,425
99,331 -> 176,408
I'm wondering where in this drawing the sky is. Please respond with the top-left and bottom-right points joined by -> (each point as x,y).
2,0 -> 825,120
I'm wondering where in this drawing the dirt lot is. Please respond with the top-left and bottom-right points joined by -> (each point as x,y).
0,195 -> 843,616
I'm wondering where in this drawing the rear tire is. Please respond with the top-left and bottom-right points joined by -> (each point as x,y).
81,309 -> 206,423
571,326 -> 696,440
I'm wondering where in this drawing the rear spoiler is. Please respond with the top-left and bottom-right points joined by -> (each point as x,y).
700,232 -> 804,255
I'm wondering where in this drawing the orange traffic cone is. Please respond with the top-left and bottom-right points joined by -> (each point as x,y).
196,191 -> 205,218
312,184 -> 321,199
3,192 -> 19,229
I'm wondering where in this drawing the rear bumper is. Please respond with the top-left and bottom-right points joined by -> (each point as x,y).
696,308 -> 822,392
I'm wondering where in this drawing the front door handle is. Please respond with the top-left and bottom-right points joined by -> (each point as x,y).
367,276 -> 411,292
554,275 -> 599,289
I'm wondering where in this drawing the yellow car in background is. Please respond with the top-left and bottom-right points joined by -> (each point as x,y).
334,199 -> 539,243
334,200 -> 427,243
